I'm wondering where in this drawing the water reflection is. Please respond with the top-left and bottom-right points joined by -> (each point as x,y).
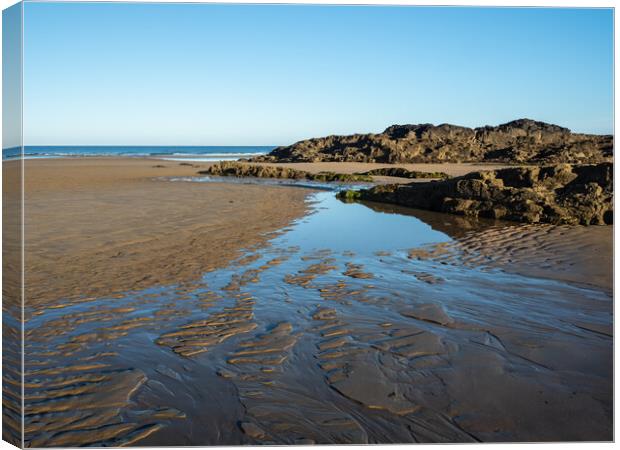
356,200 -> 508,239
275,192 -> 451,254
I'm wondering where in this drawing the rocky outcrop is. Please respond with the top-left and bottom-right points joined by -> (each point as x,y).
339,163 -> 613,225
357,167 -> 451,179
198,161 -> 373,182
252,119 -> 613,164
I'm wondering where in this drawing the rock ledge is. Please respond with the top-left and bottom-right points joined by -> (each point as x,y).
339,163 -> 613,225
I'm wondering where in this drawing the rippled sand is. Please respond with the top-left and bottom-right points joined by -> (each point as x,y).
3,159 -> 612,446
11,158 -> 309,312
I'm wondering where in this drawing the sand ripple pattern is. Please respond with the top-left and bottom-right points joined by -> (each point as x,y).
156,293 -> 257,357
407,223 -> 612,291
14,220 -> 612,445
312,307 -> 476,442
220,321 -> 370,444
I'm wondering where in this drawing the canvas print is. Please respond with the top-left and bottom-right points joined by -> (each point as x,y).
2,1 -> 614,447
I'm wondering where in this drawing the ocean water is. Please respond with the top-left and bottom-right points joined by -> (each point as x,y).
2,145 -> 273,161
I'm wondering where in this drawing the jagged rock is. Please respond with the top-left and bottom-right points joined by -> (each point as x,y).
251,119 -> 612,164
343,163 -> 613,226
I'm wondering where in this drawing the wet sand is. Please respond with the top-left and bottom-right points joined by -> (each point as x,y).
4,158 -> 612,445
364,202 -> 613,292
437,224 -> 612,292
17,158 -> 310,311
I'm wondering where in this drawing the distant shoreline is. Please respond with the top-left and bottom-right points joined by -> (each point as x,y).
1,145 -> 274,161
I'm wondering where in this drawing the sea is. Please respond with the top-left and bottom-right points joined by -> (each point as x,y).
2,145 -> 274,161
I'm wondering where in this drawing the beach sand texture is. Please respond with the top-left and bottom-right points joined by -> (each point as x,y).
17,158 -> 309,310
4,158 -> 612,446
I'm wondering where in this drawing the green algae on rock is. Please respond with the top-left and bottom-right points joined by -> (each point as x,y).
355,167 -> 451,179
199,161 -> 373,182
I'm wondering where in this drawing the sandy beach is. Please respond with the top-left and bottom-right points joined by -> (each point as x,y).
451,224 -> 612,292
18,158 -> 310,310
8,157 -> 613,446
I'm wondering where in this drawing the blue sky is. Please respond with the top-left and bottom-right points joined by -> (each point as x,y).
19,3 -> 614,146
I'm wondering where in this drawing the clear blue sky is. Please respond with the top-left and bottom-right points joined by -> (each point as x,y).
21,3 -> 613,146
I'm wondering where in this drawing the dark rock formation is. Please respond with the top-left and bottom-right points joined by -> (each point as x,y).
252,119 -> 613,164
198,161 -> 373,182
339,163 -> 613,225
357,167 -> 451,179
